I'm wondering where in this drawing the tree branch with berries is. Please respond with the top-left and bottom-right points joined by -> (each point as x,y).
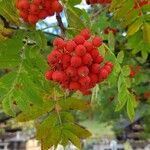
0,0 -> 150,149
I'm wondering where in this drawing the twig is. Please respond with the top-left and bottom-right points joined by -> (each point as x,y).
56,13 -> 66,37
91,5 -> 109,19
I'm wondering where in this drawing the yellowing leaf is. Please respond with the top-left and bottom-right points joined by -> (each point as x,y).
0,0 -> 20,25
41,127 -> 61,150
63,130 -> 81,149
143,22 -> 150,44
59,97 -> 90,111
63,123 -> 92,139
127,18 -> 143,36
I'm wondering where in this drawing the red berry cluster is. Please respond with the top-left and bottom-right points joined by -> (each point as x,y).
134,0 -> 150,9
86,0 -> 112,5
45,29 -> 113,95
16,0 -> 63,24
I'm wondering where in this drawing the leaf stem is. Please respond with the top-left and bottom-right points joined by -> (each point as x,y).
53,88 -> 62,125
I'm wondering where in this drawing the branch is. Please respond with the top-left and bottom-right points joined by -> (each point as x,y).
91,5 -> 109,19
56,13 -> 66,37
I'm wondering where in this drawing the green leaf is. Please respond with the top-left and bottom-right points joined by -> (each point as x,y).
16,101 -> 54,122
122,9 -> 139,27
113,0 -> 134,20
118,73 -> 125,92
127,18 -> 143,36
66,5 -> 85,31
108,32 -> 115,51
141,50 -> 148,60
20,74 -> 44,106
2,95 -> 16,116
66,0 -> 82,6
63,129 -> 81,149
127,94 -> 135,121
0,0 -> 20,25
24,31 -> 48,49
60,112 -> 75,123
143,22 -> 150,44
122,65 -> 130,77
0,72 -> 17,97
116,87 -> 128,111
63,123 -> 92,139
61,133 -> 69,147
142,4 -> 150,13
0,30 -> 24,68
41,127 -> 61,150
59,97 -> 90,111
117,51 -> 124,64
36,113 -> 57,140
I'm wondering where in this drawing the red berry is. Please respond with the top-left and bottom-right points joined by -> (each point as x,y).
71,76 -> 79,82
51,62 -> 62,70
44,0 -> 52,10
106,61 -> 113,68
81,90 -> 92,95
48,10 -> 55,16
79,76 -> 91,87
130,70 -> 136,78
82,53 -> 93,65
78,66 -> 89,77
51,1 -> 63,13
83,41 -> 93,52
62,54 -> 71,63
88,0 -> 97,4
69,82 -> 80,91
29,4 -> 39,14
53,38 -> 65,49
80,28 -> 91,40
98,0 -> 112,4
52,71 -> 65,82
91,64 -> 101,74
51,50 -> 62,60
94,55 -> 104,63
19,11 -> 28,20
39,10 -> 48,19
65,40 -> 77,52
74,35 -> 85,45
89,73 -> 98,84
66,66 -> 77,77
104,65 -> 112,73
71,56 -> 82,68
75,45 -> 86,56
47,54 -> 55,64
86,0 -> 91,4
99,69 -> 109,79
62,54 -> 71,69
61,81 -> 69,89
33,0 -> 42,5
90,49 -> 99,58
17,0 -> 30,10
92,37 -> 103,47
45,71 -> 53,80
28,15 -> 39,24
